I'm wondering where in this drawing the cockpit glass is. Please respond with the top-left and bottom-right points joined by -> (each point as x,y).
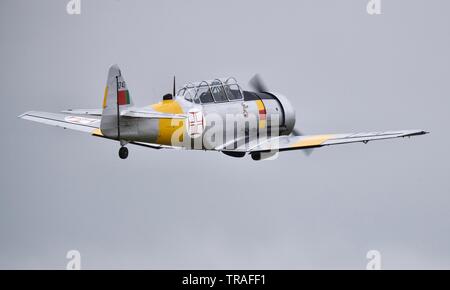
210,81 -> 228,102
179,86 -> 196,102
185,88 -> 196,101
224,84 -> 242,100
196,86 -> 214,103
179,77 -> 243,104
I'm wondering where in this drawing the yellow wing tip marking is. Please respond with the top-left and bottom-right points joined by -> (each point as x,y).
291,134 -> 334,148
91,128 -> 103,136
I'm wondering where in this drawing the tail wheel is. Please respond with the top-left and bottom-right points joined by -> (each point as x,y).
119,147 -> 129,159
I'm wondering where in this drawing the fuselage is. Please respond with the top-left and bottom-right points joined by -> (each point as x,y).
112,91 -> 296,151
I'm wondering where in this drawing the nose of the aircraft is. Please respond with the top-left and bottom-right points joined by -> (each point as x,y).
270,92 -> 296,135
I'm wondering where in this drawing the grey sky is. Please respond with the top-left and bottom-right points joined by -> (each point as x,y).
0,0 -> 449,269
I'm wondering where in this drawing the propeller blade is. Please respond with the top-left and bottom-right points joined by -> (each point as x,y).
249,74 -> 268,93
249,75 -> 311,156
292,128 -> 302,136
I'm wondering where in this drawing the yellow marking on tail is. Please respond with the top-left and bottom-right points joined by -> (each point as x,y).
102,86 -> 108,109
152,100 -> 185,145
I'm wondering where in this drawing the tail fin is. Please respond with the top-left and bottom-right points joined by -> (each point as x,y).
102,64 -> 133,110
100,64 -> 134,139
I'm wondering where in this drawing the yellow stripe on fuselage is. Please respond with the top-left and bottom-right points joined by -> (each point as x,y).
152,100 -> 184,145
255,100 -> 266,129
291,135 -> 334,148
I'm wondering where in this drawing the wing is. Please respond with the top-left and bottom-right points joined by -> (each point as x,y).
244,130 -> 428,153
19,110 -> 178,150
19,111 -> 101,133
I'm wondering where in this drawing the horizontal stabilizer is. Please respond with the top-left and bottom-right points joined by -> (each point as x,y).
122,109 -> 186,119
59,108 -> 187,120
61,109 -> 102,116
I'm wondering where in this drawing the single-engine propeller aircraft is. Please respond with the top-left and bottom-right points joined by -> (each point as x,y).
19,65 -> 428,160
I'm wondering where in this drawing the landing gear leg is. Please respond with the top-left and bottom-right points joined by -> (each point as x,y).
119,146 -> 129,159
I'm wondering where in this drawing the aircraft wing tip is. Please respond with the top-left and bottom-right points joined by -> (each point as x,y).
18,111 -> 34,118
405,130 -> 429,137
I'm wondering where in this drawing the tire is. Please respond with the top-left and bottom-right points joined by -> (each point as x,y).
119,147 -> 129,159
251,152 -> 261,161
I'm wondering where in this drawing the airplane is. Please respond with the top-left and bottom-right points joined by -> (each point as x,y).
19,64 -> 428,160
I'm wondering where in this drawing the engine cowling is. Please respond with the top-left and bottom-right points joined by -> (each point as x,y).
265,92 -> 296,135
249,92 -> 296,135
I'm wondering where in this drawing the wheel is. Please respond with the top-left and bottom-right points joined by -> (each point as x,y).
251,152 -> 261,161
119,147 -> 128,159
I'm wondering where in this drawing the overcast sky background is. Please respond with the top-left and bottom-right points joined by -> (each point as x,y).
1,0 -> 449,269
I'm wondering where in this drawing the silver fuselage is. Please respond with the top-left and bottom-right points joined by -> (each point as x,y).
105,91 -> 296,151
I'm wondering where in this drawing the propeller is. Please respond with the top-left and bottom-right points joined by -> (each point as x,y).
249,73 -> 313,156
292,128 -> 302,136
249,74 -> 268,93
